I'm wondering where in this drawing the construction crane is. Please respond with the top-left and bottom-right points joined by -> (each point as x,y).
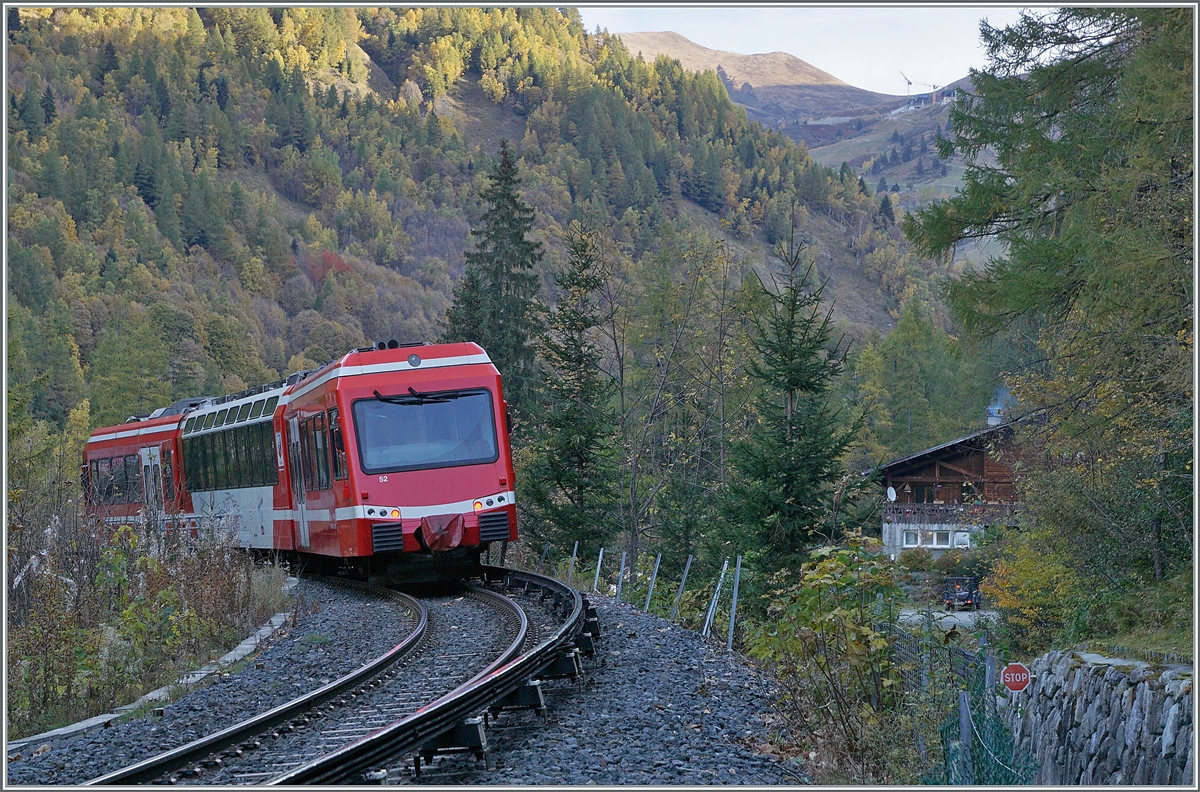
899,70 -> 912,96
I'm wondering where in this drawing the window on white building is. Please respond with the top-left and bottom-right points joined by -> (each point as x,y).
903,531 -> 919,547
933,531 -> 951,547
954,532 -> 971,548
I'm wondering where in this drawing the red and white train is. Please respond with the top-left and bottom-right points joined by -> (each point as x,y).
83,341 -> 517,582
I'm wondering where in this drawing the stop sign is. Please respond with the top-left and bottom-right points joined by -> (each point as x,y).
1001,662 -> 1031,692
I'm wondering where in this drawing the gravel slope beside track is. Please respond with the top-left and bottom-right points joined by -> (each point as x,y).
389,595 -> 808,785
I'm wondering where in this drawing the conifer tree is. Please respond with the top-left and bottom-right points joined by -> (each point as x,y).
723,228 -> 864,575
879,194 -> 894,225
39,85 -> 55,124
442,139 -> 543,414
17,86 -> 42,135
522,223 -> 620,553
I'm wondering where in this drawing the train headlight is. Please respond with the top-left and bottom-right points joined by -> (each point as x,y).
389,508 -> 400,518
473,500 -> 484,511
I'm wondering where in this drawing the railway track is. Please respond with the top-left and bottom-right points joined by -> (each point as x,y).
84,568 -> 596,785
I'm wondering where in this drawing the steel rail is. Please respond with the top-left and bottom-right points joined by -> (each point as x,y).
83,578 -> 427,786
266,567 -> 587,785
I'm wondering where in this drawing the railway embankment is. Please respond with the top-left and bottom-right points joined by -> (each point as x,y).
1002,647 -> 1193,785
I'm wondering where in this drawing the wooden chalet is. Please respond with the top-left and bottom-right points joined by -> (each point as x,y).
879,423 -> 1020,559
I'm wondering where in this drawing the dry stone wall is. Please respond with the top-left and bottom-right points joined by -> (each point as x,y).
1001,648 -> 1193,785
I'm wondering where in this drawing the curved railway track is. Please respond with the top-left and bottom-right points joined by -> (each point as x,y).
84,568 -> 596,785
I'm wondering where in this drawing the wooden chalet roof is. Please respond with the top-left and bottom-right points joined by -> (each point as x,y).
878,422 -> 1015,475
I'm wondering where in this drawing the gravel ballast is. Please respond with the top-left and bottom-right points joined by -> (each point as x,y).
390,594 -> 807,785
7,583 -> 806,786
5,580 -> 417,786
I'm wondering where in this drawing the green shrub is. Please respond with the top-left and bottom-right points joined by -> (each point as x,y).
746,534 -> 924,783
898,547 -> 933,572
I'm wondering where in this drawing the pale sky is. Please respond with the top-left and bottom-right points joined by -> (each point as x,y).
576,5 -> 1043,95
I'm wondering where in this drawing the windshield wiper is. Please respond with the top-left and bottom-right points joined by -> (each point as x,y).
373,388 -> 461,404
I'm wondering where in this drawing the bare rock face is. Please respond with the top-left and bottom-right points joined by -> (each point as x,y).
1003,648 -> 1193,785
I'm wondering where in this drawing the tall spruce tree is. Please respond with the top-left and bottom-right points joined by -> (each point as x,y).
723,230 -> 864,575
443,139 -> 543,414
522,223 -> 620,553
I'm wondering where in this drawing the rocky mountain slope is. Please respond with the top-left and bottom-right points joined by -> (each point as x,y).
616,31 -> 905,123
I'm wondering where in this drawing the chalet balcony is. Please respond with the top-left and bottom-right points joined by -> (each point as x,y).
884,502 -> 1019,527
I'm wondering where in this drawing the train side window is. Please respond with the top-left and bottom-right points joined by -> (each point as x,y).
313,412 -> 330,490
328,409 -> 347,480
215,409 -> 228,427
203,413 -> 215,430
263,396 -> 279,415
163,448 -> 175,502
224,429 -> 239,488
219,432 -> 232,489
126,455 -> 142,503
261,422 -> 278,485
203,434 -> 215,491
208,433 -> 220,490
237,403 -> 252,422
190,436 -> 204,491
237,426 -> 252,487
299,418 -> 313,492
184,417 -> 196,433
97,457 -> 112,502
112,456 -> 127,503
244,425 -> 260,487
249,400 -> 264,419
236,428 -> 248,487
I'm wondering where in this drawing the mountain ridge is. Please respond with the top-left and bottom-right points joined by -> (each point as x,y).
615,30 -> 904,119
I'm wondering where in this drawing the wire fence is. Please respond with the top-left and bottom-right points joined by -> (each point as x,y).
502,542 -> 748,650
881,615 -> 1036,785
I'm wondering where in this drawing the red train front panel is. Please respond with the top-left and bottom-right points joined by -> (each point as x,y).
278,343 -> 517,559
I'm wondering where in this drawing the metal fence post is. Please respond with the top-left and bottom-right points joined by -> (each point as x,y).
537,542 -> 550,574
643,553 -> 662,612
982,634 -> 996,720
726,555 -> 742,651
615,551 -> 627,603
565,541 -> 579,586
701,558 -> 728,639
959,690 -> 975,784
592,548 -> 604,593
669,555 -> 692,621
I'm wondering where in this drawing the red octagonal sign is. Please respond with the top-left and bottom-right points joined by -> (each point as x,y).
1002,662 -> 1031,692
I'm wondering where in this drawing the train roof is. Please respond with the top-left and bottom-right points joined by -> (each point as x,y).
283,342 -> 494,403
86,412 -> 186,447
86,341 -> 495,445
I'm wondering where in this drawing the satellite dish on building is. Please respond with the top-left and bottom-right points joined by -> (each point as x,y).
886,486 -> 897,502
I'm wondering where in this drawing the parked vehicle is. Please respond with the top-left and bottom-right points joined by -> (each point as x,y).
943,576 -> 981,610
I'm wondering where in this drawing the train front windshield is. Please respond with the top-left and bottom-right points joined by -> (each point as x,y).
352,389 -> 499,474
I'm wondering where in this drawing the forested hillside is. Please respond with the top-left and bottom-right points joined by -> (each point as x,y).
7,6 -> 963,440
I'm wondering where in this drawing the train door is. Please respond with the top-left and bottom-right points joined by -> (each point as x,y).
287,415 -> 310,548
139,446 -> 163,523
